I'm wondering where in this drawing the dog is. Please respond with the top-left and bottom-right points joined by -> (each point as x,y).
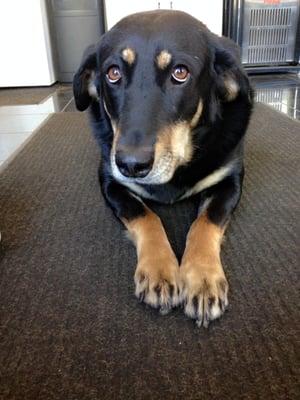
73,10 -> 253,328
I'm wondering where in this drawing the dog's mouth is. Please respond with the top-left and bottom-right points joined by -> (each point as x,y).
111,150 -> 177,185
110,120 -> 195,185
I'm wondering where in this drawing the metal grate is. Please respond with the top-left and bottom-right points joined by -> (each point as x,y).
241,1 -> 300,65
247,7 -> 292,63
249,7 -> 291,26
249,27 -> 289,46
248,46 -> 287,63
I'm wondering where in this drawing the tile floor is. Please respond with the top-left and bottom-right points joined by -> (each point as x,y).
0,85 -> 73,170
250,72 -> 300,120
0,73 -> 299,171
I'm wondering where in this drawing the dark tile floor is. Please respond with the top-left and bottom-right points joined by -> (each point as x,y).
0,73 -> 299,170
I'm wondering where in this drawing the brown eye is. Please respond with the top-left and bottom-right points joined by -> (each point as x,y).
171,65 -> 189,83
106,66 -> 121,83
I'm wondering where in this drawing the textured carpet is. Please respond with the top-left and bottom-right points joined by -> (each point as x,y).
0,104 -> 299,400
0,86 -> 57,106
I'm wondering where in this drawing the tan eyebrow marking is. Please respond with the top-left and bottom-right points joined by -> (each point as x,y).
121,47 -> 136,65
156,50 -> 172,69
223,75 -> 239,101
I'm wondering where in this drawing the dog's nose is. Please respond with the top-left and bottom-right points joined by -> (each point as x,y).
115,149 -> 154,178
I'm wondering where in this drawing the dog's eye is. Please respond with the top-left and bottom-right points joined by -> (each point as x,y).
171,65 -> 189,83
106,66 -> 121,83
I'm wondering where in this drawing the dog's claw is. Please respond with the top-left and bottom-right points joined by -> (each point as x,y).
159,305 -> 171,315
203,314 -> 210,329
196,319 -> 202,328
138,292 -> 145,303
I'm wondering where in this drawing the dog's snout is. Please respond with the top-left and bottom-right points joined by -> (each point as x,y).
115,148 -> 154,178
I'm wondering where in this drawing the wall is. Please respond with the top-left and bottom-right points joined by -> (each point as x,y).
105,0 -> 223,35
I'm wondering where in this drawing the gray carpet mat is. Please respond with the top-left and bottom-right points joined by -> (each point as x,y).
0,104 -> 299,400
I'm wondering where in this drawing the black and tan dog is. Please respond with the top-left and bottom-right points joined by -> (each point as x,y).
73,10 -> 253,328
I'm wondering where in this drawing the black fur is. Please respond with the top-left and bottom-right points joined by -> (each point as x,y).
73,10 -> 253,228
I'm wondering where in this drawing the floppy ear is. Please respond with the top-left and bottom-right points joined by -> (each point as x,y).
73,45 -> 98,111
212,37 -> 251,102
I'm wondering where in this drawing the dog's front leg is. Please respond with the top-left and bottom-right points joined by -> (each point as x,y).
101,179 -> 180,314
180,173 -> 243,327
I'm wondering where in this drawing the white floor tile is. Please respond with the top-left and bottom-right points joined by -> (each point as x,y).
0,132 -> 33,161
0,96 -> 63,115
0,114 -> 49,133
0,104 -> 47,115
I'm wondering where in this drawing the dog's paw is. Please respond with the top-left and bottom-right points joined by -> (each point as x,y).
134,255 -> 180,314
179,261 -> 228,328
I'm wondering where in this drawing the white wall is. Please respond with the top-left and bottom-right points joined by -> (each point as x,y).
105,0 -> 223,35
0,0 -> 56,87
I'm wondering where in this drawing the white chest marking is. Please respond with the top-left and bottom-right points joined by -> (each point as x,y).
118,162 -> 235,203
119,181 -> 157,201
179,162 -> 235,200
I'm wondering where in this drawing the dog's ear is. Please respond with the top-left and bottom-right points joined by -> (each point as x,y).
73,45 -> 98,111
212,37 -> 250,102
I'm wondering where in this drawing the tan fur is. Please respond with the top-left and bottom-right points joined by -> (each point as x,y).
103,100 -> 118,135
156,121 -> 194,166
224,75 -> 239,101
156,50 -> 172,69
190,99 -> 203,128
123,209 -> 180,308
111,121 -> 194,184
180,213 -> 228,325
111,124 -> 120,152
123,210 -> 173,259
122,47 -> 136,65
182,213 -> 225,266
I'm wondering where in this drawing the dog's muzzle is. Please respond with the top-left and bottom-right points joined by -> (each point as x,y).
115,148 -> 154,178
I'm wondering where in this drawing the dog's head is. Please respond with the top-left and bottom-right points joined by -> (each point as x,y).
74,10 -> 251,184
